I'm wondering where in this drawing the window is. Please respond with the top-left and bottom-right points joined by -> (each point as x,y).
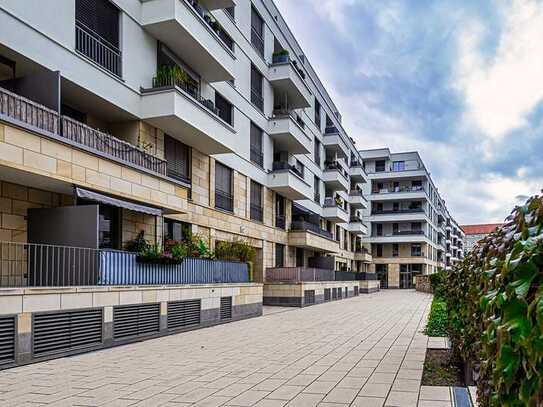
314,99 -> 321,129
165,135 -> 190,183
412,180 -> 423,191
251,6 -> 264,56
392,161 -> 405,172
313,175 -> 320,203
296,248 -> 304,267
411,244 -> 422,257
164,219 -> 190,243
250,181 -> 263,222
314,138 -> 321,166
275,243 -> 285,267
98,204 -> 120,250
392,244 -> 399,257
250,64 -> 264,111
75,0 -> 121,77
275,195 -> 285,229
335,225 -> 341,242
375,160 -> 386,172
215,162 -> 233,212
225,6 -> 235,19
250,122 -> 263,166
375,224 -> 383,236
215,92 -> 233,125
376,244 -> 383,257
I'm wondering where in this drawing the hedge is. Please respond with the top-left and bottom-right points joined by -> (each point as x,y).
445,194 -> 543,406
425,297 -> 448,337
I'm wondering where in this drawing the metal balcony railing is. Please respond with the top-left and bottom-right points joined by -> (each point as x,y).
265,267 -> 335,282
186,0 -> 235,52
251,27 -> 265,56
272,161 -> 304,179
324,125 -> 339,134
0,241 -> 249,287
75,22 -> 122,78
371,208 -> 425,215
290,220 -> 333,240
250,147 -> 264,167
324,161 -> 349,180
0,86 -> 167,176
251,88 -> 264,112
275,214 -> 286,230
371,185 -> 424,194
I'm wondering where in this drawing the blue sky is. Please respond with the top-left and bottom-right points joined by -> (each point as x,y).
274,0 -> 543,224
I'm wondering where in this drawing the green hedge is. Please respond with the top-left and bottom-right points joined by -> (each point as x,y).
425,297 -> 448,337
445,194 -> 543,406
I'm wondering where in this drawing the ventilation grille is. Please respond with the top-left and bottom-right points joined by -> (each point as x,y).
324,288 -> 331,302
0,317 -> 16,366
337,288 -> 342,299
354,286 -> 359,296
220,297 -> 232,320
332,288 -> 338,300
33,309 -> 102,357
113,303 -> 160,340
168,299 -> 201,330
345,287 -> 348,297
304,290 -> 315,305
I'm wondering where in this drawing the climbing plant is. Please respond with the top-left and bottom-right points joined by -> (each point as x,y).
445,194 -> 543,406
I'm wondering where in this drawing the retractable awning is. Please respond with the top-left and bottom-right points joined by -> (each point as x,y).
75,187 -> 162,216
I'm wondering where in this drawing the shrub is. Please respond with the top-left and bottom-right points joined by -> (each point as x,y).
445,194 -> 543,406
429,269 -> 448,298
424,297 -> 448,337
214,239 -> 256,263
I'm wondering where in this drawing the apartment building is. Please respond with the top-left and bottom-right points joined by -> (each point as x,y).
461,223 -> 502,253
0,0 -> 371,286
359,148 -> 463,288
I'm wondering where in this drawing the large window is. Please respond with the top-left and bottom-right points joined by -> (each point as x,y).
313,175 -> 320,203
275,243 -> 285,267
250,181 -> 263,222
392,161 -> 405,172
75,0 -> 121,77
314,138 -> 321,166
250,64 -> 264,112
411,244 -> 422,257
375,160 -> 386,172
250,122 -> 263,167
165,135 -> 190,184
215,92 -> 233,125
251,6 -> 264,56
275,195 -> 285,229
98,204 -> 120,249
215,162 -> 233,212
314,99 -> 321,129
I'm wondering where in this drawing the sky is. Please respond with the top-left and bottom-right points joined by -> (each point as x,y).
274,0 -> 543,224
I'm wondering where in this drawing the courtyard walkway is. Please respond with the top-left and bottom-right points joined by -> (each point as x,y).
0,290 -> 443,407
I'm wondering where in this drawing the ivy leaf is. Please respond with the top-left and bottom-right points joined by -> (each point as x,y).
509,261 -> 538,298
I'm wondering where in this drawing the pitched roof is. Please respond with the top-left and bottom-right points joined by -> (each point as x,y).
460,223 -> 503,235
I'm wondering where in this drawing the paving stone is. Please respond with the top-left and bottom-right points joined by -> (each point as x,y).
385,391 -> 418,406
419,386 -> 451,401
351,396 -> 385,407
322,387 -> 359,404
358,383 -> 392,398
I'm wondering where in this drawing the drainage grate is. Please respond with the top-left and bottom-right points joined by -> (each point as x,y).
354,286 -> 359,296
33,309 -> 102,357
220,297 -> 232,320
0,316 -> 16,366
113,303 -> 160,340
168,299 -> 201,330
304,290 -> 315,305
324,288 -> 331,302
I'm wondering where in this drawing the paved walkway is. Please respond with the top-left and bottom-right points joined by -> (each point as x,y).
0,290 -> 445,407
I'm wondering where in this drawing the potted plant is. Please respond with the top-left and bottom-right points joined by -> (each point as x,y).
272,49 -> 289,63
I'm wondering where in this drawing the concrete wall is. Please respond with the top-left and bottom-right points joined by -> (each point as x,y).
263,280 -> 361,307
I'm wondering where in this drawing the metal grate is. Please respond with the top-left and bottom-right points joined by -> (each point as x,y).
354,286 -> 359,296
345,287 -> 348,298
113,303 -> 160,340
338,288 -> 343,299
168,299 -> 201,330
332,287 -> 338,300
304,290 -> 315,305
324,288 -> 331,302
33,309 -> 102,357
0,316 -> 16,366
220,297 -> 232,320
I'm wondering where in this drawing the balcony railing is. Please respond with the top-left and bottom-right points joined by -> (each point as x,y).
272,109 -> 306,129
324,125 -> 339,134
371,185 -> 424,194
272,161 -> 304,179
215,190 -> 234,212
150,73 -> 220,117
290,220 -> 333,240
250,147 -> 264,167
349,189 -> 363,196
0,86 -> 167,176
275,214 -> 286,230
324,196 -> 346,210
324,161 -> 349,180
75,22 -> 122,78
186,0 -> 235,52
266,267 -> 335,282
372,230 -> 426,237
367,159 -> 422,173
371,208 -> 425,215
0,241 -> 249,287
251,88 -> 264,112
251,27 -> 265,56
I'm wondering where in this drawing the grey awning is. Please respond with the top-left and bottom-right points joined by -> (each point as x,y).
75,187 -> 162,216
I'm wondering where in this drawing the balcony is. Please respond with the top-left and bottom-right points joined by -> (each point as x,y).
198,0 -> 235,10
140,76 -> 236,155
268,162 -> 312,200
348,190 -> 367,208
322,197 -> 349,223
268,111 -> 311,154
347,216 -> 368,235
269,55 -> 311,109
322,162 -> 349,191
322,130 -> 349,159
369,185 -> 426,201
141,0 -> 235,82
368,208 -> 427,222
368,230 -> 428,244
353,247 -> 372,263
349,163 -> 367,182
75,22 -> 122,78
0,86 -> 168,177
288,221 -> 339,253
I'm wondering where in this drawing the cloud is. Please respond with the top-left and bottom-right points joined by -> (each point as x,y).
455,0 -> 543,140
